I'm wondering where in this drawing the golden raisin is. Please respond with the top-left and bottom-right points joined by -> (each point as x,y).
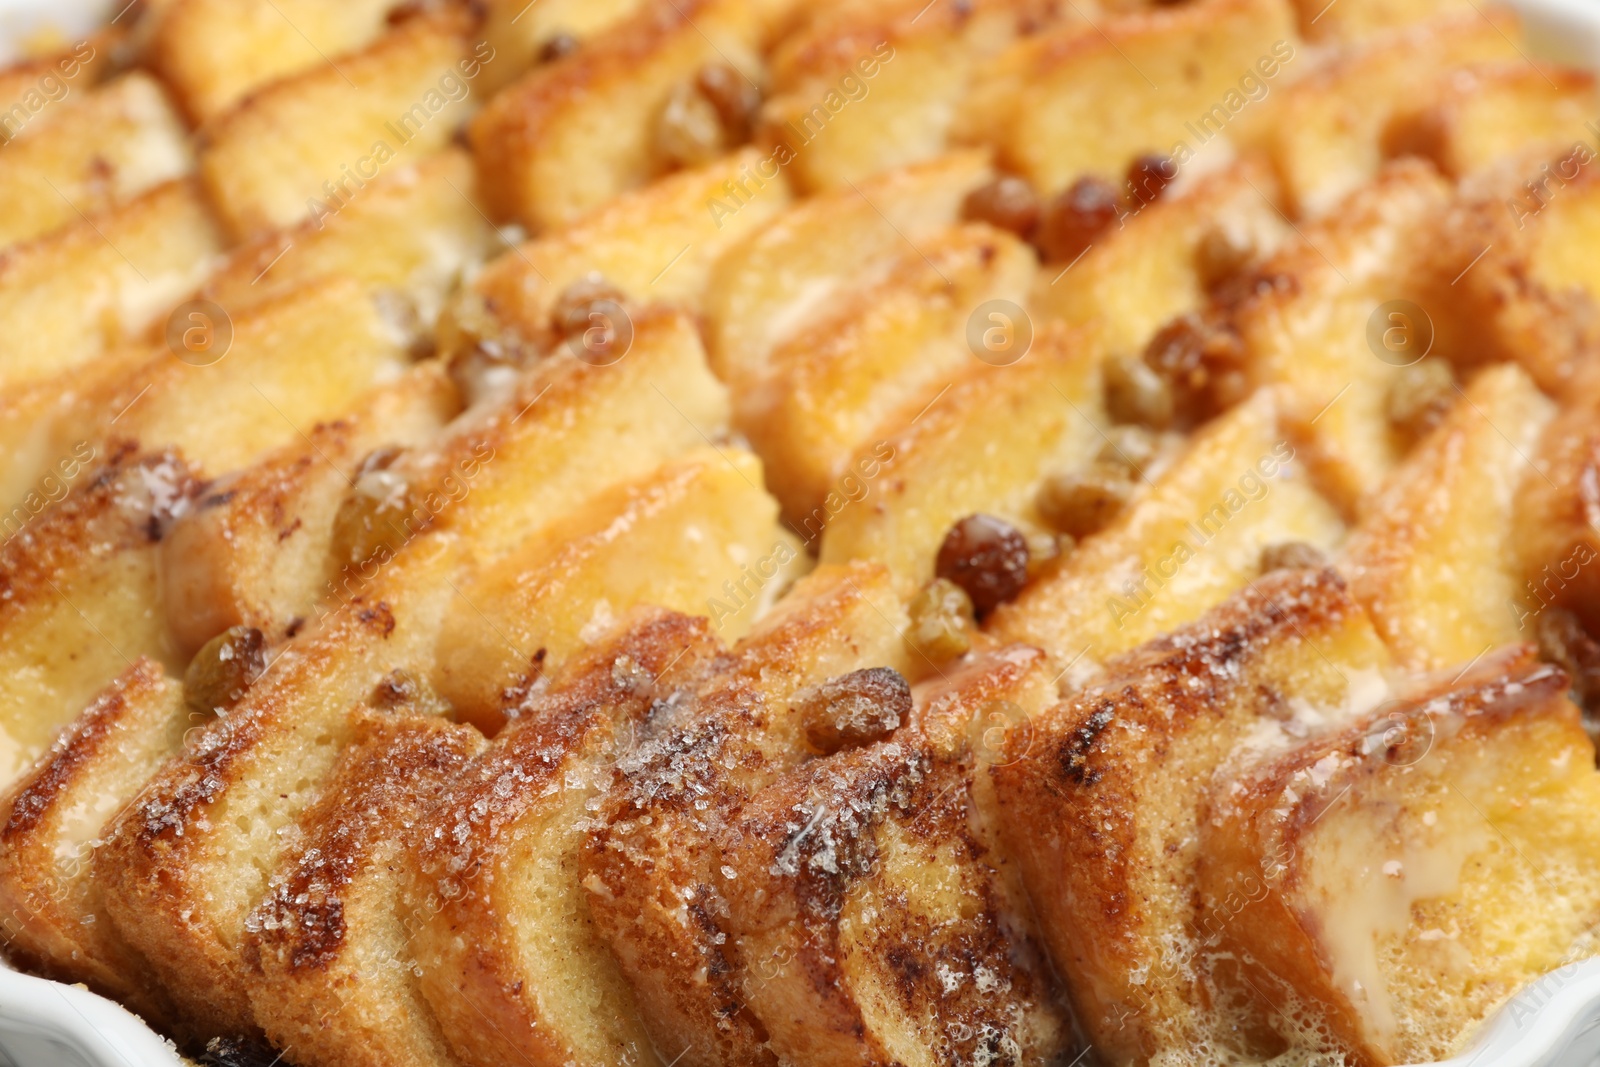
1386,358 -> 1456,446
1143,311 -> 1249,426
552,274 -> 628,339
1096,425 -> 1160,477
1259,541 -> 1329,574
1024,529 -> 1071,583
1037,464 -> 1136,540
1104,354 -> 1175,429
935,514 -> 1031,615
185,625 -> 266,718
553,277 -> 632,365
695,63 -> 762,143
538,32 -> 580,63
655,81 -> 728,168
908,578 -> 976,663
795,666 -> 912,755
1126,153 -> 1177,206
1036,176 -> 1121,263
1196,224 -> 1258,295
447,335 -> 533,407
962,176 -> 1041,239
331,451 -> 414,568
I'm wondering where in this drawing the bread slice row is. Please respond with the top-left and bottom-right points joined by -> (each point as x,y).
997,568 -> 1600,1065
1,2 -> 1600,1066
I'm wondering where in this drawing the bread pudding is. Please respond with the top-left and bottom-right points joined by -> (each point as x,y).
1,1 -> 1599,1065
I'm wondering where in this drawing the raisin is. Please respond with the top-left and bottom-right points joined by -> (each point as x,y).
551,273 -> 633,363
1104,354 -> 1176,430
1212,268 -> 1297,314
1036,176 -> 1121,263
1142,311 -> 1250,426
185,626 -> 267,719
538,32 -> 580,63
447,335 -> 532,407
1386,358 -> 1456,446
962,176 -> 1041,239
331,453 -> 414,568
1259,541 -> 1329,574
1037,464 -> 1137,539
908,578 -> 976,663
1126,153 -> 1177,206
1025,529 -> 1071,583
695,63 -> 762,143
552,274 -> 628,339
1196,224 -> 1257,295
935,514 -> 1031,614
655,81 -> 728,168
794,666 -> 913,755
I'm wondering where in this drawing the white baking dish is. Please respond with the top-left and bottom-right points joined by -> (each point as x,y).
1,0 -> 1599,1064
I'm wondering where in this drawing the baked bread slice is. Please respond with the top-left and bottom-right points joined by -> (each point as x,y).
819,323 -> 1105,586
1512,370 -> 1600,634
960,0 -> 1297,195
0,1 -> 1597,1064
1343,362 -> 1554,670
1031,159 -> 1289,360
95,540 -> 464,1039
1197,646 -> 1600,1064
245,702 -> 485,1067
992,567 -> 1395,1064
1430,151 -> 1600,393
447,148 -> 791,363
1246,8 -> 1521,217
94,319 -> 746,1037
0,449 -> 194,784
717,646 -> 1070,1065
989,388 -> 1344,673
77,280 -> 416,487
432,446 -> 801,726
200,150 -> 496,330
0,33 -> 113,145
0,71 -> 191,248
759,0 -> 1071,192
0,660 -> 191,1024
0,179 -> 221,390
148,0 -> 405,123
582,563 -> 911,1067
198,8 -> 476,239
702,149 -> 992,390
471,0 -> 778,228
160,365 -> 458,655
407,609 -> 724,1067
1234,161 -> 1453,513
477,0 -> 650,92
1391,62 -> 1598,181
746,221 -> 1036,521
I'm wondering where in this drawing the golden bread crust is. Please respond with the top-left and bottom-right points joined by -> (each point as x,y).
0,660 -> 190,1024
992,568 -> 1393,1063
246,708 -> 484,1067
408,609 -> 723,1067
5,2 -> 1600,1065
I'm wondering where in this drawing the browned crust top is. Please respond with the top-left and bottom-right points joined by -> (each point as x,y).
251,711 -> 483,972
2,658 -> 167,843
1229,645 -> 1573,853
